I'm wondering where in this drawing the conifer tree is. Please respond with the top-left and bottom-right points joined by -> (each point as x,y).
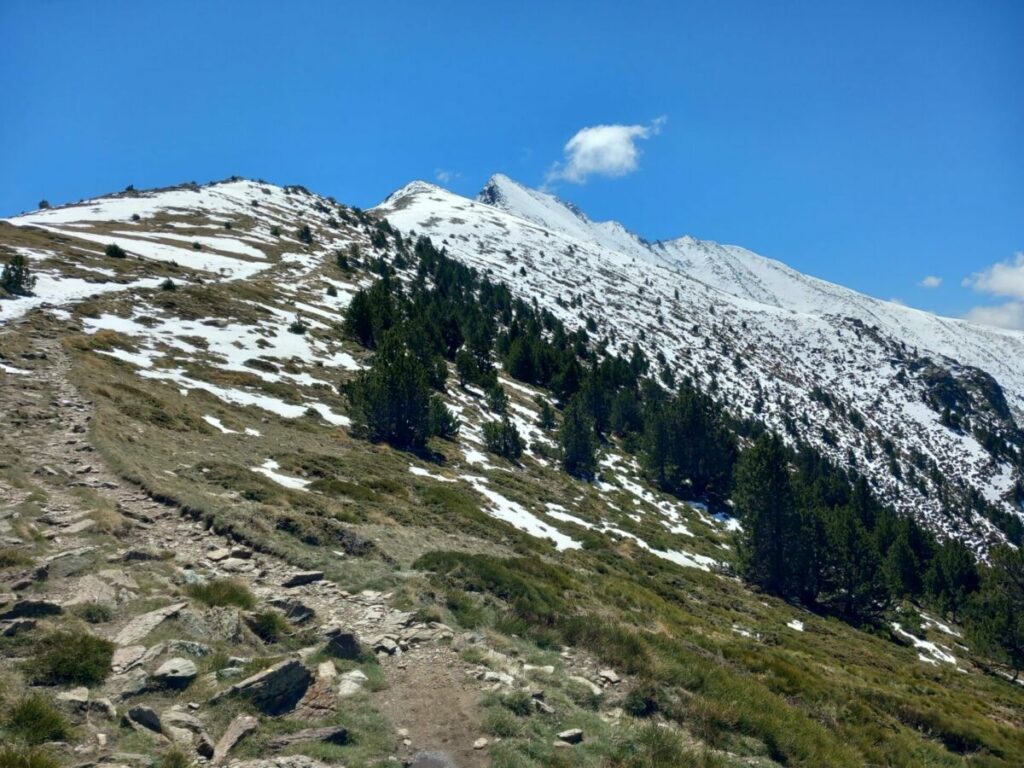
345,331 -> 433,449
736,434 -> 805,597
483,417 -> 524,460
560,395 -> 598,478
966,545 -> 1024,680
1,254 -> 37,296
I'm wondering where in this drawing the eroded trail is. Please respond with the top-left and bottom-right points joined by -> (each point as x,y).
0,319 -> 493,767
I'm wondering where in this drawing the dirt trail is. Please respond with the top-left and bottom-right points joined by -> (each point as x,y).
1,320 -> 492,766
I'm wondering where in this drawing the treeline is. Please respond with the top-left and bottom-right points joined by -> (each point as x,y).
338,226 -> 1021,674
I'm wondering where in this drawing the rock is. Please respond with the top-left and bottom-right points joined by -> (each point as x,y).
569,675 -> 603,696
369,636 -> 398,655
336,669 -> 367,698
267,726 -> 348,749
114,602 -> 186,645
107,668 -> 150,699
316,660 -> 337,679
0,598 -> 62,619
293,676 -> 338,720
598,668 -> 621,684
268,597 -> 315,624
324,629 -> 361,659
153,657 -> 198,689
196,732 -> 216,759
1,618 -> 36,636
556,728 -> 584,745
90,697 -> 117,720
162,709 -> 204,734
481,670 -> 515,686
122,548 -> 168,563
523,664 -> 555,675
56,686 -> 90,710
178,606 -> 243,643
167,639 -> 212,656
112,645 -> 147,673
213,714 -> 258,764
210,659 -> 311,715
473,737 -> 489,749
282,570 -> 323,588
206,548 -> 231,562
126,705 -> 162,733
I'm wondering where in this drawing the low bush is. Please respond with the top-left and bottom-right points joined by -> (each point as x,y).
1,255 -> 36,296
26,629 -> 114,685
248,609 -> 289,644
104,243 -> 126,259
0,747 -> 61,768
72,602 -> 113,624
186,578 -> 256,609
3,695 -> 69,745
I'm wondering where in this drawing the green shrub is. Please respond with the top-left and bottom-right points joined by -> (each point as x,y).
191,241 -> 202,250
3,695 -> 69,745
26,629 -> 114,685
186,579 -> 256,609
483,707 -> 523,737
0,548 -> 32,569
72,602 -> 113,624
623,681 -> 661,718
104,243 -> 126,259
498,690 -> 534,716
160,278 -> 177,292
482,418 -> 524,461
271,225 -> 282,237
37,200 -> 50,210
1,255 -> 36,296
287,317 -> 307,335
0,747 -> 61,768
249,610 -> 289,644
131,213 -> 141,222
154,747 -> 192,768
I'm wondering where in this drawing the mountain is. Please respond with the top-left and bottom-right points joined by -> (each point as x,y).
1,176 -> 1023,767
376,173 -> 1024,552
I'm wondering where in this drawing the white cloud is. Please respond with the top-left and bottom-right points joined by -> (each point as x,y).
963,252 -> 1024,299
434,169 -> 460,184
919,275 -> 942,288
546,116 -> 666,184
964,301 -> 1024,330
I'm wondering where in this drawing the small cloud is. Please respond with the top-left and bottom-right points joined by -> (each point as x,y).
434,169 -> 460,184
963,251 -> 1024,299
919,275 -> 942,288
546,116 -> 666,185
964,301 -> 1024,330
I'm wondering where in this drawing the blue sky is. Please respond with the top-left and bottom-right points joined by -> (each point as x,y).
2,1 -> 1021,323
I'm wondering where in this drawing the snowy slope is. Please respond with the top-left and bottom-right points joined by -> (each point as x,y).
377,175 -> 1024,552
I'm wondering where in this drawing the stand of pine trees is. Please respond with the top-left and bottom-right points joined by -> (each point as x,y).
339,227 -> 1016,664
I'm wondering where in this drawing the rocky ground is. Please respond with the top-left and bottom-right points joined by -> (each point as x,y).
0,320 -> 633,768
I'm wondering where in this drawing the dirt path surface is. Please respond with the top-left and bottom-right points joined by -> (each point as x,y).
1,320 -> 494,767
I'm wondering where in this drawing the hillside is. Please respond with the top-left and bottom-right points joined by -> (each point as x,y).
0,177 -> 1023,768
379,174 -> 1024,552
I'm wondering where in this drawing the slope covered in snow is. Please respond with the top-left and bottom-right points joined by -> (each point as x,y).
377,174 -> 1024,552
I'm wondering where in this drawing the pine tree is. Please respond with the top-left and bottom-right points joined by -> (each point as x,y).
1,254 -> 37,296
820,506 -> 885,618
428,395 -> 460,440
560,395 -> 598,478
345,331 -> 432,449
966,545 -> 1024,680
483,418 -> 524,461
736,434 -> 806,597
537,399 -> 556,430
925,539 -> 980,619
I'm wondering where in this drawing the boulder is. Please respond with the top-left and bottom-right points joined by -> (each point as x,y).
162,709 -> 204,733
324,629 -> 361,659
212,714 -> 258,764
267,726 -> 348,749
114,602 -> 186,645
293,676 -> 337,720
126,705 -> 162,733
598,668 -> 621,685
153,657 -> 198,689
556,728 -> 584,745
210,659 -> 311,715
0,598 -> 62,619
281,571 -> 323,588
